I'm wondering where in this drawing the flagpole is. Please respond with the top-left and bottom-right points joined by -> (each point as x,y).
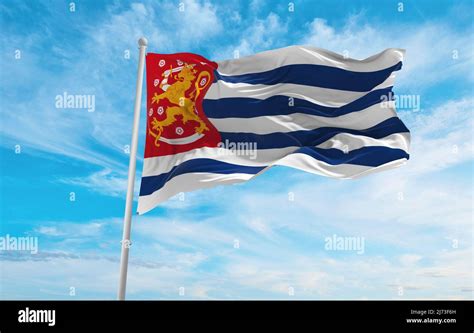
117,37 -> 147,300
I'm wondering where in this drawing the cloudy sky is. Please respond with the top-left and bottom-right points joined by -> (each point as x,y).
0,0 -> 472,299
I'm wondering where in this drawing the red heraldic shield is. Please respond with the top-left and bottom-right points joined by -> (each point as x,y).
144,53 -> 221,158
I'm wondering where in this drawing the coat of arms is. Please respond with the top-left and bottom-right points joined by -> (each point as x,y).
145,53 -> 221,158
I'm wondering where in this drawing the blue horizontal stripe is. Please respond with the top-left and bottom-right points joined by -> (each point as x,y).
214,62 -> 402,92
297,146 -> 408,167
139,145 -> 409,196
139,159 -> 265,196
203,87 -> 394,119
220,117 -> 410,150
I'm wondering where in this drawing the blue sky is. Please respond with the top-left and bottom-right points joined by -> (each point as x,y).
0,0 -> 473,299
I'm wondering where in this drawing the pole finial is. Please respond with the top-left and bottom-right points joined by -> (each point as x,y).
138,37 -> 148,47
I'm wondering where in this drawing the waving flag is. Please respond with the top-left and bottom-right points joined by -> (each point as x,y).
137,46 -> 410,214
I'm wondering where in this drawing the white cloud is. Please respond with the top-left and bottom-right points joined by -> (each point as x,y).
36,226 -> 64,237
58,169 -> 129,197
401,98 -> 474,176
399,254 -> 423,266
35,220 -> 109,240
2,197 -> 472,300
240,217 -> 277,239
212,12 -> 288,60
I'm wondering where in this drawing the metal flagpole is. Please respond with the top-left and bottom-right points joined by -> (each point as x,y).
117,37 -> 148,300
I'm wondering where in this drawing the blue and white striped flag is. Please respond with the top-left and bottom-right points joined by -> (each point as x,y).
138,46 -> 410,214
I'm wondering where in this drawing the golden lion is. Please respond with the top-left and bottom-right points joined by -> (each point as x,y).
149,64 -> 211,146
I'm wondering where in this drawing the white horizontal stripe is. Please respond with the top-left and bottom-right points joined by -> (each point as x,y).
316,132 -> 410,152
138,155 -> 408,214
216,46 -> 405,76
274,154 -> 408,179
141,132 -> 409,177
209,102 -> 397,134
204,75 -> 395,106
142,147 -> 295,177
137,172 -> 254,214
